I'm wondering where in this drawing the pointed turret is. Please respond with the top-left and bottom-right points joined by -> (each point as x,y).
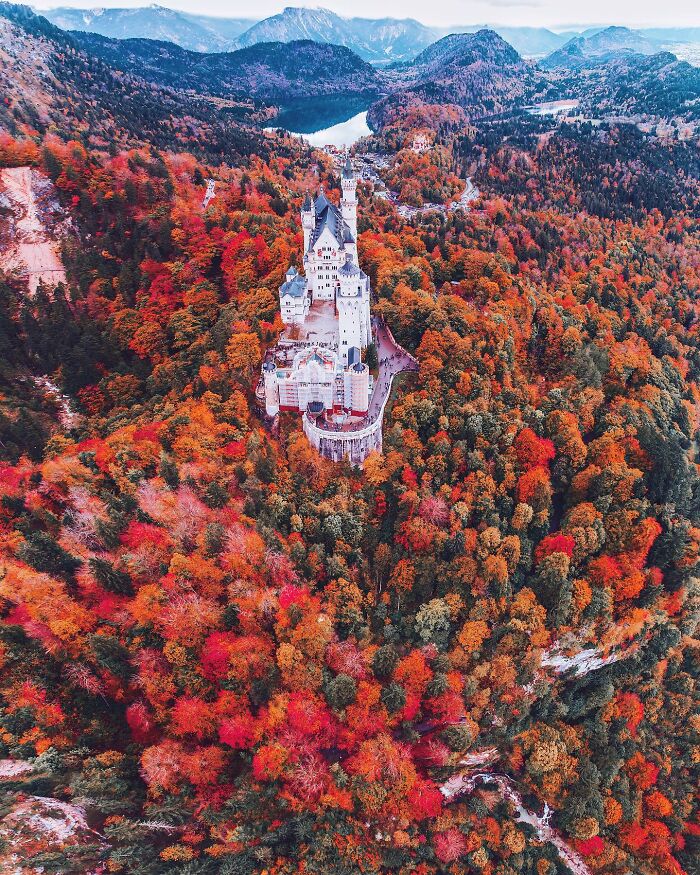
342,155 -> 354,179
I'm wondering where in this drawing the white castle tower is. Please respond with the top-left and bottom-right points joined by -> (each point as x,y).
337,254 -> 371,365
279,164 -> 363,320
301,192 -> 315,254
341,155 -> 358,242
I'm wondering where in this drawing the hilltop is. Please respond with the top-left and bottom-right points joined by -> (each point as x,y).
370,30 -> 538,129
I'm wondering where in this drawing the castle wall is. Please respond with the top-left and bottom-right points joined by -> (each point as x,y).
303,414 -> 382,465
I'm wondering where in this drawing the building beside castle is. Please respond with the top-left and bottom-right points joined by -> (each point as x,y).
411,132 -> 432,154
257,158 -> 417,465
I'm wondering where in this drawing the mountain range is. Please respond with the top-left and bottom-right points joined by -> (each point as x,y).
2,2 -> 699,145
40,4 -> 254,52
41,4 -> 700,64
231,6 -> 435,63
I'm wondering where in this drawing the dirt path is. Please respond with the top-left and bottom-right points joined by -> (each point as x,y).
0,166 -> 66,295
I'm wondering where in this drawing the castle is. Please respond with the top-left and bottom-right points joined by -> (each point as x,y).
278,157 -> 372,366
258,158 -> 417,464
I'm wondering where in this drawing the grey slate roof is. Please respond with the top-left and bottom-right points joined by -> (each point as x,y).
314,188 -> 330,213
309,187 -> 353,250
342,156 -> 354,178
280,272 -> 307,298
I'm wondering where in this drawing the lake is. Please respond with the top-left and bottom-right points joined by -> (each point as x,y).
265,94 -> 373,148
525,99 -> 580,117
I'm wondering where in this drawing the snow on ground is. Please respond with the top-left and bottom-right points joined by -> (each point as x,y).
0,759 -> 34,779
541,641 -> 638,677
0,795 -> 106,874
0,166 -> 66,295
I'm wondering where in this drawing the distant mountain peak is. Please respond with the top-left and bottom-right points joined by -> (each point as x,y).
541,23 -> 659,69
233,5 -> 438,62
42,3 -> 255,52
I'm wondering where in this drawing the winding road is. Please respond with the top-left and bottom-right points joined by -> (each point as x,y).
369,317 -> 418,421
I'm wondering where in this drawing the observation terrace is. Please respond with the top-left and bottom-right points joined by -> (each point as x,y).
302,317 -> 418,463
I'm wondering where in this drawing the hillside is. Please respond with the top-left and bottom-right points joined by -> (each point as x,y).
70,31 -> 381,100
43,4 -> 254,52
572,51 -> 700,120
407,29 -> 523,73
0,3 -> 267,161
370,30 -> 537,129
0,114 -> 698,875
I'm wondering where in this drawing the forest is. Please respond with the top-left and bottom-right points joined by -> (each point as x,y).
0,55 -> 699,875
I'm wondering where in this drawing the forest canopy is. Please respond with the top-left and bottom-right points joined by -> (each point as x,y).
0,100 -> 698,875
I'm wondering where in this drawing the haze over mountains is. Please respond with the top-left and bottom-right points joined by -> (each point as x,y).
43,4 -> 254,52
40,4 -> 700,63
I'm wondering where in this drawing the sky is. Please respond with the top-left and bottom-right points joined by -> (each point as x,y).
31,0 -> 700,29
